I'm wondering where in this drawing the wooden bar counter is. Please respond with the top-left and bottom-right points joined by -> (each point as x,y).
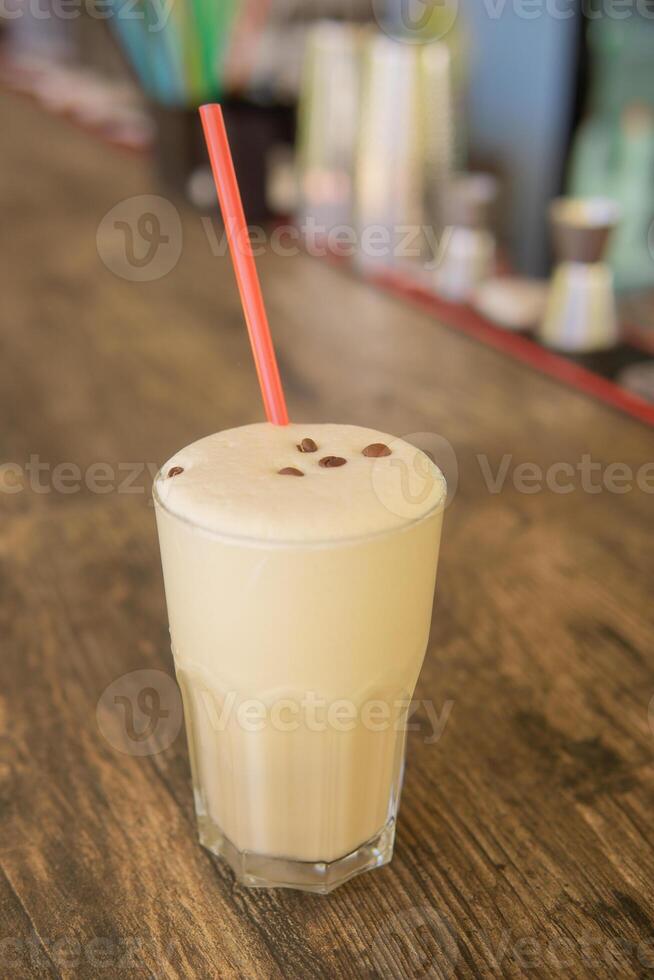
1,95 -> 653,978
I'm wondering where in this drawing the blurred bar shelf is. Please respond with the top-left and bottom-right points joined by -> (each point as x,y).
363,264 -> 654,429
3,80 -> 653,427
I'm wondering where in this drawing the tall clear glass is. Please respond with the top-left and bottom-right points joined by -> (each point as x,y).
154,473 -> 445,893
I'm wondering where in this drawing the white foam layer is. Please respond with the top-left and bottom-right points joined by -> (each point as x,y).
155,423 -> 446,543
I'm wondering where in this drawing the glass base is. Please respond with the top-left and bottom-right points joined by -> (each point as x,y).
196,810 -> 396,894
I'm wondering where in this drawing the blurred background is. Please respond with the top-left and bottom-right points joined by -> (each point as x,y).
3,0 -> 654,405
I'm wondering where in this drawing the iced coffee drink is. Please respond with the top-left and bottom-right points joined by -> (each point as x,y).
154,422 -> 445,892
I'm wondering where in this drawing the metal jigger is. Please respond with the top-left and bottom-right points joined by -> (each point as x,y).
538,197 -> 621,352
433,173 -> 499,301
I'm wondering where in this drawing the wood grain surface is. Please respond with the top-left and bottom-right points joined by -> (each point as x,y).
1,93 -> 654,979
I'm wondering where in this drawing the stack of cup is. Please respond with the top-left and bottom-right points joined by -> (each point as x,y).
355,35 -> 459,271
422,42 -> 456,233
295,22 -> 361,239
296,25 -> 462,273
355,32 -> 424,270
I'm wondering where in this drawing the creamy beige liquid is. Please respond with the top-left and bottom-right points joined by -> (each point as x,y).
154,423 -> 445,863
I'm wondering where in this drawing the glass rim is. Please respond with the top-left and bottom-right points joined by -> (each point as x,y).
152,466 -> 446,550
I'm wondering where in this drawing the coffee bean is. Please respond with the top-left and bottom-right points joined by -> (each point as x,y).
278,467 -> 304,477
167,466 -> 184,477
297,438 -> 318,453
362,443 -> 391,458
319,456 -> 347,468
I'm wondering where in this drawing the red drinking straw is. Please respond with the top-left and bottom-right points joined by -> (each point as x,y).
199,103 -> 289,426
